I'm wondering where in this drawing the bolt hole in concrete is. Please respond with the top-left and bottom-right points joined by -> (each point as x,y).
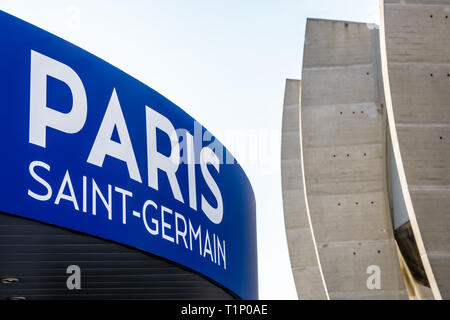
447,74 -> 450,77
364,152 -> 367,156
446,15 -> 448,19
361,110 -> 364,114
430,73 -> 433,77
377,250 -> 381,254
440,136 -> 443,140
337,203 -> 341,206
430,14 -> 433,18
353,252 -> 356,255
355,202 -> 359,205
371,201 -> 374,205
366,72 -> 370,75
347,154 -> 350,157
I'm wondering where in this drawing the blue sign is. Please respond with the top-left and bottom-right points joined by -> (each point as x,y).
0,11 -> 257,299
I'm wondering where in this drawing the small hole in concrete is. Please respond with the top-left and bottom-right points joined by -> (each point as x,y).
377,250 -> 381,254
353,252 -> 356,255
447,74 -> 450,77
347,154 -> 350,157
446,15 -> 448,19
440,136 -> 443,140
337,203 -> 341,206
340,111 -> 343,115
430,14 -> 433,18
355,202 -> 359,205
430,73 -> 433,77
366,72 -> 370,75
363,153 -> 367,156
361,110 -> 364,114
344,23 -> 348,27
333,154 -> 336,157
371,201 -> 374,205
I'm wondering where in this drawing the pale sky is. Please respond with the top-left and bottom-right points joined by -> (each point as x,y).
0,0 -> 380,299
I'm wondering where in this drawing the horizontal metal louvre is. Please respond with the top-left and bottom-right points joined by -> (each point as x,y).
0,212 -> 235,300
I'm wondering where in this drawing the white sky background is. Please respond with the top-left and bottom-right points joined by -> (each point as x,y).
0,0 -> 380,299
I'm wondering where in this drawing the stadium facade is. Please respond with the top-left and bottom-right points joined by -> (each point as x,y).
283,0 -> 450,300
0,11 -> 258,300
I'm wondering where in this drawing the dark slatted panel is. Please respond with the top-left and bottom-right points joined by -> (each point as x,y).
0,212 -> 236,300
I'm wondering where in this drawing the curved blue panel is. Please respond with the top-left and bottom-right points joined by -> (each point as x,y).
0,11 -> 257,299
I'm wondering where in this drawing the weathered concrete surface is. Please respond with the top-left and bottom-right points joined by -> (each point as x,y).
381,0 -> 450,299
281,79 -> 328,300
300,19 -> 407,299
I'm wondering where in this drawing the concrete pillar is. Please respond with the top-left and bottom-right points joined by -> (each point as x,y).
380,0 -> 450,299
300,18 -> 407,299
281,79 -> 328,300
